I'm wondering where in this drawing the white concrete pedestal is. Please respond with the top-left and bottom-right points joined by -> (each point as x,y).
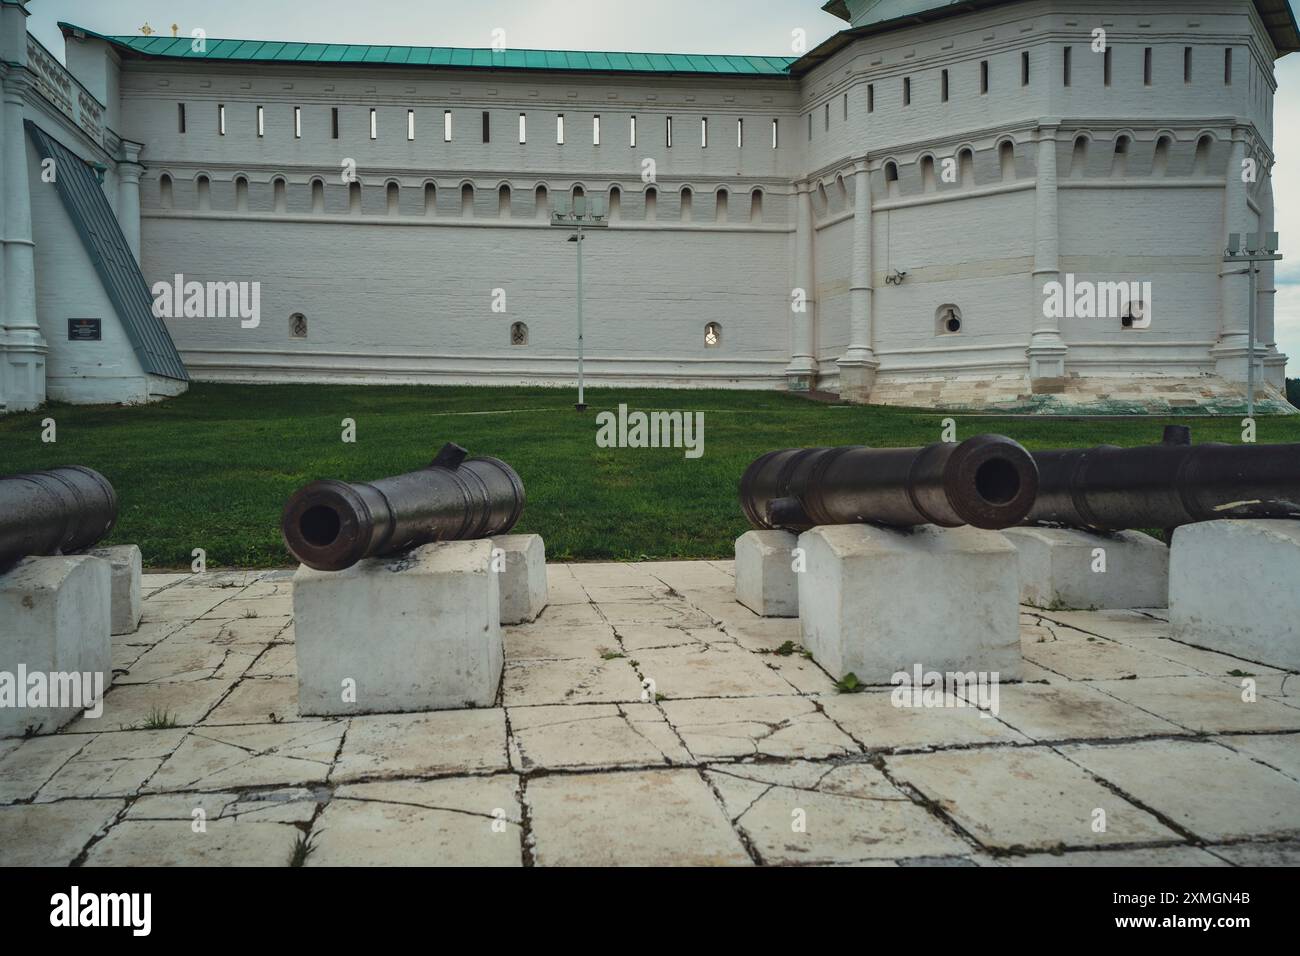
86,544 -> 143,635
735,530 -> 798,617
491,533 -> 548,624
1002,527 -> 1168,610
1170,520 -> 1300,670
293,540 -> 502,716
797,524 -> 1022,684
0,555 -> 112,738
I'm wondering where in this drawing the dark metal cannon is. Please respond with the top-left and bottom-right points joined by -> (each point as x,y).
739,434 -> 1039,532
0,466 -> 118,569
1026,428 -> 1300,531
281,443 -> 525,571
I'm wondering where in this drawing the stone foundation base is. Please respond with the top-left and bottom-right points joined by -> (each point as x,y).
1170,520 -> 1300,671
860,373 -> 1296,414
796,524 -> 1023,685
293,540 -> 502,716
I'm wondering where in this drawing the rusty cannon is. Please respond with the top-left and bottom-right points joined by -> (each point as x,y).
739,434 -> 1040,532
1026,426 -> 1300,532
0,466 -> 119,569
281,442 -> 525,571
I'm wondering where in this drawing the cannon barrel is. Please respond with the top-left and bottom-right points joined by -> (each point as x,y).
1026,434 -> 1300,531
281,442 -> 525,571
0,466 -> 118,569
739,434 -> 1039,532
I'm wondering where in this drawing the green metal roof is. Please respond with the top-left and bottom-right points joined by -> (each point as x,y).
26,120 -> 189,383
57,22 -> 796,76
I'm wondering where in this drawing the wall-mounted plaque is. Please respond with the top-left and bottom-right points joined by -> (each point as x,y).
68,318 -> 102,341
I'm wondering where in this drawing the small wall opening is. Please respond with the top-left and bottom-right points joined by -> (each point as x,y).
234,175 -> 249,213
311,178 -> 325,214
1111,135 -> 1130,177
272,177 -> 287,214
750,188 -> 763,224
680,186 -> 693,222
534,184 -> 549,220
386,181 -> 400,216
159,173 -> 173,210
715,187 -> 729,223
461,182 -> 474,217
998,141 -> 1016,181
704,322 -> 721,348
498,184 -> 511,218
510,322 -> 528,346
424,182 -> 437,216
1069,136 -> 1088,178
1153,135 -> 1171,176
936,304 -> 963,335
1193,134 -> 1213,175
196,174 -> 211,211
290,312 -> 308,339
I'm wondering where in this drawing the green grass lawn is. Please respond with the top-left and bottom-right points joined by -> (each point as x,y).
2,383 -> 1298,569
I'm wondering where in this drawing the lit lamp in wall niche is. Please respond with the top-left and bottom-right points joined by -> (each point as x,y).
550,193 -> 608,411
1222,231 -> 1283,418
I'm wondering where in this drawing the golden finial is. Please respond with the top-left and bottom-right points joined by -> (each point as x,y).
171,24 -> 180,37
139,23 -> 155,36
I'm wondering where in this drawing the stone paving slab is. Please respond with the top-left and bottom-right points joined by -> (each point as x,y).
660,696 -> 859,760
0,799 -> 125,866
83,818 -> 302,866
1059,740 -> 1300,843
309,776 -> 522,866
0,565 -> 1296,866
704,761 -> 972,864
332,710 -> 508,783
886,746 -> 1182,851
818,689 -> 1031,751
508,703 -> 691,771
1088,675 -> 1300,734
524,769 -> 751,866
147,721 -> 345,791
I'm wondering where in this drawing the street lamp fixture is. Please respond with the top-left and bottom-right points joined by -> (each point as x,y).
1222,231 -> 1282,419
550,194 -> 608,411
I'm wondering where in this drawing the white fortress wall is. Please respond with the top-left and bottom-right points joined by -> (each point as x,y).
120,61 -> 802,388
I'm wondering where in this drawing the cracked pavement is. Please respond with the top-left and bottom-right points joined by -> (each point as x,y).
1,560 -> 1298,866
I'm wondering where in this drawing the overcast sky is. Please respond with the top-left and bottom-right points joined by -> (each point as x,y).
23,0 -> 1300,374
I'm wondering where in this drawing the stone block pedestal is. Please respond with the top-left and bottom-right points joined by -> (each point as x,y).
796,524 -> 1022,684
1170,520 -> 1300,670
86,544 -> 143,635
1002,527 -> 1168,610
735,530 -> 798,617
491,533 -> 548,624
293,540 -> 502,716
0,555 -> 111,738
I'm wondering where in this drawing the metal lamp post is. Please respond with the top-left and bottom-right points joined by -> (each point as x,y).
550,194 -> 608,411
1223,231 -> 1282,419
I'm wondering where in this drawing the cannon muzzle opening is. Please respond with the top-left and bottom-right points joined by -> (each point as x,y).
941,434 -> 1040,529
740,434 -> 1038,532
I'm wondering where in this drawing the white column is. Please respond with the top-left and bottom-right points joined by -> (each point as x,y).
1213,129 -> 1252,383
1,65 -> 46,410
785,182 -> 818,390
0,62 -> 10,409
117,140 -> 145,262
1257,165 -> 1283,391
1026,121 -> 1067,388
837,161 -> 879,403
